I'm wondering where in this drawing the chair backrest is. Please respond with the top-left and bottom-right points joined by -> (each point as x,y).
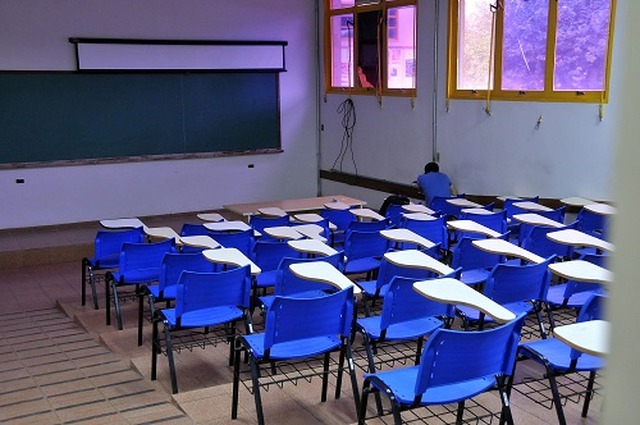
555,242 -> 608,302
579,251 -> 609,268
399,215 -> 448,250
374,256 -> 437,293
520,222 -> 577,259
319,208 -> 354,232
249,215 -> 290,234
428,196 -> 460,219
450,236 -> 504,272
208,229 -> 255,258
158,252 -> 214,294
414,313 -> 526,398
180,223 -> 210,236
119,238 -> 177,279
174,265 -> 252,319
346,219 -> 390,233
577,207 -> 608,239
578,293 -> 606,323
379,276 -> 454,331
252,239 -> 301,272
484,257 -> 554,304
292,219 -> 331,241
459,210 -> 507,234
419,242 -> 443,259
343,230 -> 390,262
535,206 -> 566,224
275,252 -> 345,296
384,203 -> 406,227
567,293 -> 607,361
503,196 -> 539,220
263,287 -> 354,353
94,226 -> 145,260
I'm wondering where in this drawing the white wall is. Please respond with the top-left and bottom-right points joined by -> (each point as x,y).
320,0 -> 616,205
0,0 -> 319,228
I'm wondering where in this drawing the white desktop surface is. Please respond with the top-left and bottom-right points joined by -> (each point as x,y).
380,228 -> 436,249
287,239 -> 337,257
413,278 -> 516,323
447,220 -> 502,238
546,229 -> 614,253
472,238 -> 546,264
548,260 -> 612,284
289,261 -> 361,295
383,249 -> 453,275
554,320 -> 609,357
202,247 -> 261,274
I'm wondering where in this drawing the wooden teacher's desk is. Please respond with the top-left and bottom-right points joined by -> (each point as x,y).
224,195 -> 365,218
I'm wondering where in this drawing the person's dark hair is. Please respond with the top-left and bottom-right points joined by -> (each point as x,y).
424,162 -> 440,174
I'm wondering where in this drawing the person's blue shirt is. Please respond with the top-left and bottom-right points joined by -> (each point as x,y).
417,171 -> 452,206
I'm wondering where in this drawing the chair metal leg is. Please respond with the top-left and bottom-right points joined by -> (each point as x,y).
497,375 -> 515,425
547,369 -> 568,425
137,291 -> 145,346
249,355 -> 265,425
546,302 -> 557,334
321,351 -> 330,402
389,394 -> 402,425
346,341 -> 361,414
455,400 -> 465,424
582,370 -> 597,418
164,325 -> 179,394
358,379 -> 372,425
81,258 -> 88,307
533,302 -> 547,339
415,337 -> 424,365
227,325 -> 236,366
151,317 -> 159,381
105,273 -> 112,326
361,333 -> 383,414
112,282 -> 124,330
89,268 -> 99,310
231,339 -> 242,420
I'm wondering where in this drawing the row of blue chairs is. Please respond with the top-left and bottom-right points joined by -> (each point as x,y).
137,248 -> 604,425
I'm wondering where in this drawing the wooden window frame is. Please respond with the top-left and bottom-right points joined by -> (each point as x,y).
324,0 -> 418,97
447,0 -> 617,103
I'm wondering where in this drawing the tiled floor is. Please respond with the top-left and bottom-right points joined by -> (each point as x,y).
0,214 -> 601,424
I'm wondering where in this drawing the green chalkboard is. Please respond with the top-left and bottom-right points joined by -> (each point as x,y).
0,72 -> 281,165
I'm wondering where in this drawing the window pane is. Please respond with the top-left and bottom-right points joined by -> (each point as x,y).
329,0 -> 354,9
330,14 -> 354,87
457,0 -> 494,90
501,0 -> 548,91
554,0 -> 612,91
357,10 -> 381,88
387,6 -> 416,89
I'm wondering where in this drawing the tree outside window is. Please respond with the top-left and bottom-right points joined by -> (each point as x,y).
449,0 -> 616,102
